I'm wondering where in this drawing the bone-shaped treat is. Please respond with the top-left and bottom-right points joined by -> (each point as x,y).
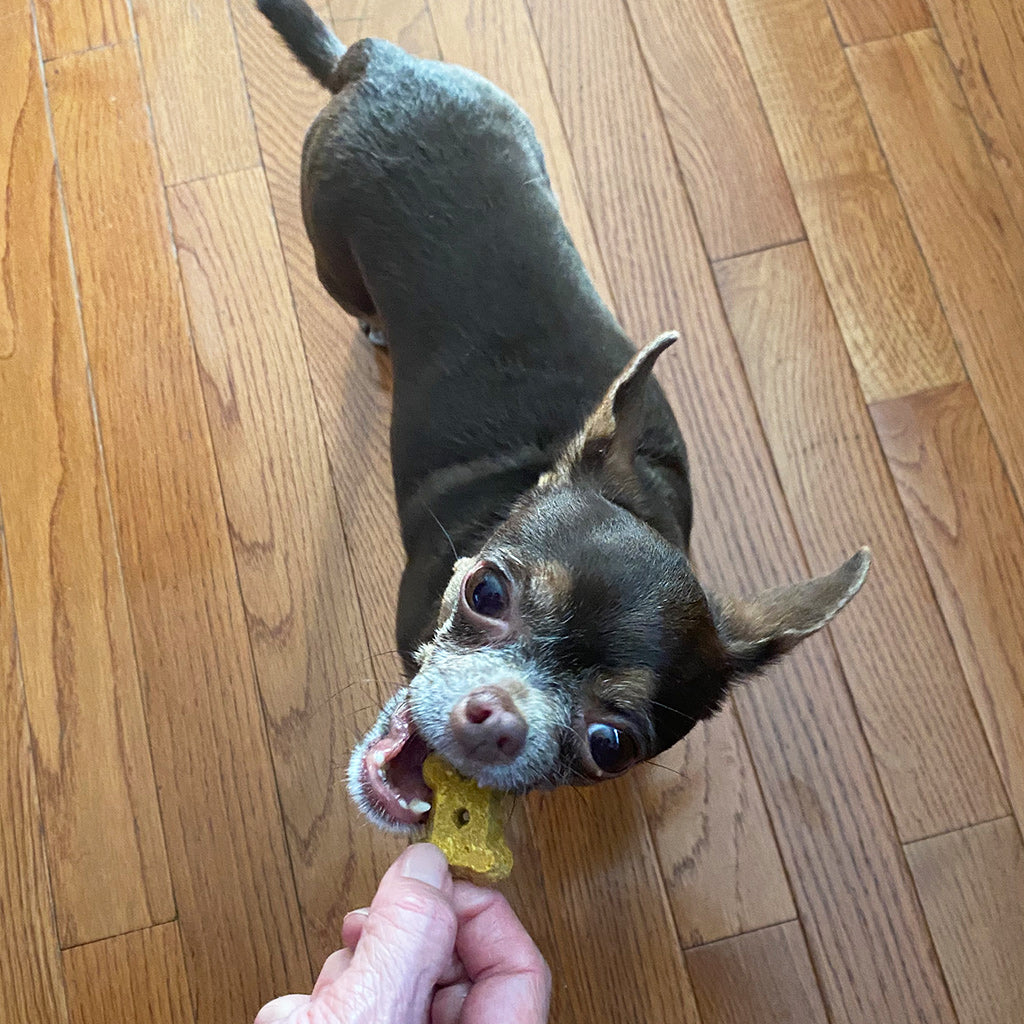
423,754 -> 513,882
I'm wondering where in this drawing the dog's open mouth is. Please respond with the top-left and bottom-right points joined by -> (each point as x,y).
359,701 -> 433,827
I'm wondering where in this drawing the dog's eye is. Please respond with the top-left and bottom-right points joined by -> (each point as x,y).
465,566 -> 509,619
587,723 -> 638,775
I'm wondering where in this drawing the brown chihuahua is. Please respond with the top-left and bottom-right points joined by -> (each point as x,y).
258,0 -> 871,831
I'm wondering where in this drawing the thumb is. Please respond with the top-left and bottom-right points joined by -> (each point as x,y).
336,844 -> 458,1022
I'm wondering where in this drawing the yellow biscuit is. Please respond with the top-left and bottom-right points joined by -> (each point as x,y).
423,754 -> 513,882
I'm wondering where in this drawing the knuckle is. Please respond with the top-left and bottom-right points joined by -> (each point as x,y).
373,888 -> 457,941
539,958 -> 553,987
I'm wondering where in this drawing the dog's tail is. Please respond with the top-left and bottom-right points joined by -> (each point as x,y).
256,0 -> 345,91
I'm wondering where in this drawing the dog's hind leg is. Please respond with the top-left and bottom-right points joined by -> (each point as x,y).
314,243 -> 387,347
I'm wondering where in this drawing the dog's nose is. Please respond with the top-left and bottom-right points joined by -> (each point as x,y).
450,686 -> 527,764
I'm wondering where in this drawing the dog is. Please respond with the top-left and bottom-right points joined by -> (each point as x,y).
258,0 -> 870,832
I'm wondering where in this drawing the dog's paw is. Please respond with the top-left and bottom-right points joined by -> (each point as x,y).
359,320 -> 388,348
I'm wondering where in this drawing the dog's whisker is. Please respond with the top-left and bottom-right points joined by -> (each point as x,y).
423,502 -> 458,560
646,699 -> 699,724
642,758 -> 684,778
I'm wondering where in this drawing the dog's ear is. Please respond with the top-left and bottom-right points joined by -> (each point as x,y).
711,548 -> 871,674
546,331 -> 678,494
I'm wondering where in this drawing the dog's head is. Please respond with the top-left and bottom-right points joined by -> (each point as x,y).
350,335 -> 870,830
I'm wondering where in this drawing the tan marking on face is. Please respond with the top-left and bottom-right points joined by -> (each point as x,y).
590,669 -> 658,717
528,559 -> 574,615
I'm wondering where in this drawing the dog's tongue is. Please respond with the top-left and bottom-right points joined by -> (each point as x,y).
364,704 -> 432,825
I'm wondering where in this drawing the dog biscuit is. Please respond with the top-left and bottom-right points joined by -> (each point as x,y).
423,754 -> 513,882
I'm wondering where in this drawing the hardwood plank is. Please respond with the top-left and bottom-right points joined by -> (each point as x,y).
523,782 -> 703,1024
525,2 -> 960,1020
624,0 -> 803,259
826,0 -> 930,46
715,242 -> 1006,839
0,530 -> 69,1024
725,0 -> 963,403
0,0 -> 172,947
905,817 -> 1024,1024
64,923 -> 194,1024
132,0 -> 260,184
685,921 -> 829,1024
849,31 -> 1024,517
167,167 -> 405,962
231,0 -> 419,674
47,44 -> 309,1021
35,0 -> 130,61
927,0 -> 1024,236
640,708 -> 795,948
871,383 -> 1024,828
731,646 -> 959,1024
331,0 -> 440,60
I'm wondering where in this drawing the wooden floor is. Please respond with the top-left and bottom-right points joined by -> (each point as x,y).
2,0 -> 1024,1020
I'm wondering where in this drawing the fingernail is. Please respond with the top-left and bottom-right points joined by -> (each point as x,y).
400,842 -> 449,889
344,907 -> 369,920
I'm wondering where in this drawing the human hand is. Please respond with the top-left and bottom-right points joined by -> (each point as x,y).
254,843 -> 550,1024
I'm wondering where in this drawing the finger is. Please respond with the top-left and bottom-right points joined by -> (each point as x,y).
341,908 -> 369,949
452,882 -> 551,1024
437,950 -> 469,988
253,993 -> 309,1024
338,844 -> 458,1020
310,949 -> 353,998
343,908 -> 460,982
342,921 -> 463,988
431,981 -> 471,1024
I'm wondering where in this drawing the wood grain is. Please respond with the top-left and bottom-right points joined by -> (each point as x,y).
64,923 -> 194,1024
523,781 -> 703,1024
927,0 -> 1024,235
625,0 -> 803,259
231,0 -> 417,675
905,817 -> 1024,1024
35,0 -> 131,61
525,2 -> 961,1020
0,0 -> 172,947
639,708 -> 795,948
132,0 -> 260,184
47,44 -> 309,1021
685,921 -> 829,1024
825,0 -> 930,46
725,0 -> 963,403
732,643 -> 960,1024
0,529 -> 69,1024
871,383 -> 1024,828
849,30 -> 1024,515
716,242 -> 1007,839
168,167 -> 406,961
330,0 -> 439,60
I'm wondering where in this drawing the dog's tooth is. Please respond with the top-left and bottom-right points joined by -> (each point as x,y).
395,795 -> 410,810
408,798 -> 431,815
371,750 -> 386,768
